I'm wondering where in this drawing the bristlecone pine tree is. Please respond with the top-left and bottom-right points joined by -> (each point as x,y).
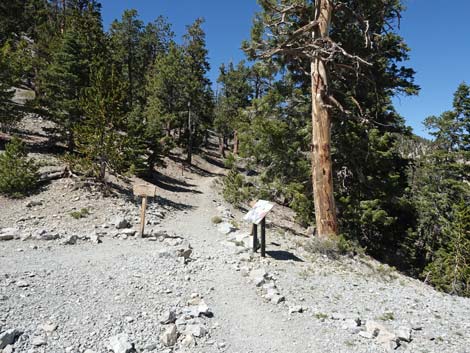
244,0 -> 418,239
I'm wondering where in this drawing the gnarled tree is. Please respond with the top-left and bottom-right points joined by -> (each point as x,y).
245,0 -> 400,238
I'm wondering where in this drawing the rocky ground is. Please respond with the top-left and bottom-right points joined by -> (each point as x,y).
1,146 -> 470,353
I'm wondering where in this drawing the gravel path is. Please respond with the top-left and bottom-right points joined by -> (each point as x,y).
1,159 -> 470,353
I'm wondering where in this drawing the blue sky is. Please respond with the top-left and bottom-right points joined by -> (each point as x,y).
100,0 -> 470,138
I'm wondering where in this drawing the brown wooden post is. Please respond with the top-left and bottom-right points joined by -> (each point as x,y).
139,196 -> 147,238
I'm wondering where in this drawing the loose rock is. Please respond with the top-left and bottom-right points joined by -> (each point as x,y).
107,333 -> 135,353
160,324 -> 178,347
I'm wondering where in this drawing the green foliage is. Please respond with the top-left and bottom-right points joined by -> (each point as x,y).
409,83 -> 470,296
75,63 -> 128,181
0,137 -> 38,197
70,207 -> 90,219
222,168 -> 252,206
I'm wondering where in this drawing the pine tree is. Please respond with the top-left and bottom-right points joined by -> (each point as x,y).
109,9 -> 145,109
75,63 -> 128,182
182,18 -> 213,164
144,43 -> 186,174
0,137 -> 39,197
39,28 -> 89,150
243,0 -> 418,254
409,83 -> 470,294
215,61 -> 252,156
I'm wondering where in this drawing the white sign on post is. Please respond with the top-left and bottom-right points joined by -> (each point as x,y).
243,200 -> 274,224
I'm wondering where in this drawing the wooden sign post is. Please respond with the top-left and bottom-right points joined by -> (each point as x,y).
244,200 -> 274,257
133,183 -> 157,238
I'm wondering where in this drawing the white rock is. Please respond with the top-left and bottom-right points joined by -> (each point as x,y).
159,309 -> 177,324
396,326 -> 412,342
185,323 -> 207,338
113,217 -> 131,229
89,234 -> 102,244
121,229 -> 136,237
107,333 -> 134,353
160,324 -> 178,347
32,336 -> 47,347
217,222 -> 237,235
181,334 -> 196,348
16,280 -> 29,288
289,305 -> 303,314
249,268 -> 269,287
40,322 -> 58,333
197,300 -> 212,317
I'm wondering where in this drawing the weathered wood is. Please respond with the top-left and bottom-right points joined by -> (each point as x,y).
139,196 -> 147,238
38,168 -> 67,183
133,183 -> 157,197
310,0 -> 338,238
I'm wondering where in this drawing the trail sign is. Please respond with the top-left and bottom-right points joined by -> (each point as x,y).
133,183 -> 157,237
133,183 -> 157,197
243,200 -> 274,225
244,200 -> 274,257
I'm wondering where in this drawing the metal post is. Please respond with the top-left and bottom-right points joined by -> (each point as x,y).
253,224 -> 258,253
139,196 -> 147,238
260,217 -> 266,257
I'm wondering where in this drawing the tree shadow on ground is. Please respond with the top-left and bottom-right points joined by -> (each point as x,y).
201,153 -> 226,170
168,154 -> 224,177
266,250 -> 304,262
141,171 -> 202,194
154,195 -> 195,212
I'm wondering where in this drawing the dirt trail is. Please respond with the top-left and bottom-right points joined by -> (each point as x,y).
154,162 -> 350,353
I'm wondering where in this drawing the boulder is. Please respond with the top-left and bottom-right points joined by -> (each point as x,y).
160,324 -> 178,347
107,333 -> 135,353
159,309 -> 177,324
61,235 -> 77,245
185,323 -> 207,338
113,217 -> 131,229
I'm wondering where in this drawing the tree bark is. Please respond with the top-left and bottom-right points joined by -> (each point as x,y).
310,0 -> 338,238
219,134 -> 225,157
233,130 -> 239,155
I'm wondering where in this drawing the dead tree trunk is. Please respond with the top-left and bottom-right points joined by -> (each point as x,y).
310,0 -> 338,238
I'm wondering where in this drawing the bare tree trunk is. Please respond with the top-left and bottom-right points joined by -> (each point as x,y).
219,134 -> 225,157
233,130 -> 239,155
186,102 -> 192,165
310,0 -> 338,238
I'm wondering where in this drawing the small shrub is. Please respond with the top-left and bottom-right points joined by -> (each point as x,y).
0,137 -> 39,197
223,168 -> 252,205
223,153 -> 236,169
315,312 -> 328,320
211,216 -> 223,224
378,311 -> 395,321
70,208 -> 90,219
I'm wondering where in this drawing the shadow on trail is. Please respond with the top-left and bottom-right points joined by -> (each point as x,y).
142,171 -> 202,194
168,154 -> 224,177
154,195 -> 195,212
266,250 -> 304,262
